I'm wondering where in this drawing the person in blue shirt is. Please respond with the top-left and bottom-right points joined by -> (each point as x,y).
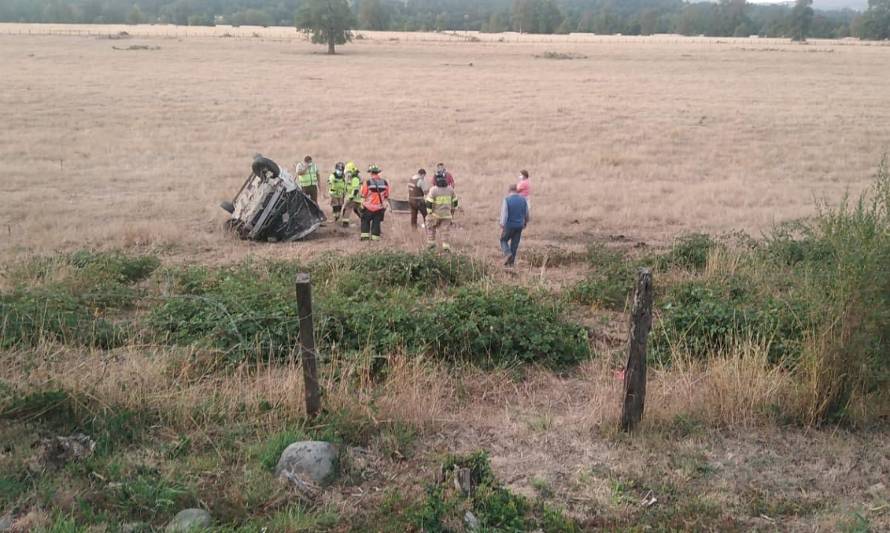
499,183 -> 530,268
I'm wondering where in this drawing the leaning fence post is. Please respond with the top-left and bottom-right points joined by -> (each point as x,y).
295,273 -> 321,419
620,268 -> 654,432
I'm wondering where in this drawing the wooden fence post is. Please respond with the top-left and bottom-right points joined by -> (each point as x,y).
620,268 -> 653,432
295,273 -> 321,419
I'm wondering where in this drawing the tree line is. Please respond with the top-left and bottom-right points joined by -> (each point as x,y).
2,0 -> 888,40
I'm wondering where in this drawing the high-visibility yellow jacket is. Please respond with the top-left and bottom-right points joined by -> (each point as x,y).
425,186 -> 457,220
328,171 -> 347,198
345,172 -> 362,202
297,162 -> 319,187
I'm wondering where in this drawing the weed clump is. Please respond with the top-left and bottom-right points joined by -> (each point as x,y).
414,451 -> 580,532
566,244 -> 637,311
658,233 -> 716,271
0,251 -> 159,348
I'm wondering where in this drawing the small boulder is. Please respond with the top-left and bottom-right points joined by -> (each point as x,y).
274,441 -> 338,485
0,514 -> 13,532
165,508 -> 212,532
464,511 -> 480,532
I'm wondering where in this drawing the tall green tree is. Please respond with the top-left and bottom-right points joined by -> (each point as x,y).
855,0 -> 890,40
788,0 -> 814,41
358,0 -> 389,30
295,0 -> 355,55
127,5 -> 145,24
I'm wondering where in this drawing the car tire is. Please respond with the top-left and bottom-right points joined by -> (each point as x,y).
220,201 -> 235,214
252,156 -> 280,179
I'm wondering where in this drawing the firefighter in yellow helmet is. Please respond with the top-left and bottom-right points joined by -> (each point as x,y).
338,161 -> 363,227
327,162 -> 348,222
425,171 -> 458,250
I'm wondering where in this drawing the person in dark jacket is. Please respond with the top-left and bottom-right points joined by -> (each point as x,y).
499,184 -> 530,267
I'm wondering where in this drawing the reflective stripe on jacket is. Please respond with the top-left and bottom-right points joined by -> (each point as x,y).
346,173 -> 362,202
328,172 -> 347,197
425,186 -> 456,219
361,177 -> 390,212
297,162 -> 319,187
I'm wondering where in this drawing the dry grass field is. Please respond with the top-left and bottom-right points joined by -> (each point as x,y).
1,25 -> 889,264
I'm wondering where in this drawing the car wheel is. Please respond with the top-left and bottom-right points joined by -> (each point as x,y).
220,201 -> 235,214
252,156 -> 280,179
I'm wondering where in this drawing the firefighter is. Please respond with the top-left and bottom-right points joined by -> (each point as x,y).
360,164 -> 390,241
296,155 -> 320,203
425,171 -> 458,250
327,162 -> 347,222
339,161 -> 362,227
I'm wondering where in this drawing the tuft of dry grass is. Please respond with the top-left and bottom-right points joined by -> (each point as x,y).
0,344 -> 451,434
579,337 -> 793,431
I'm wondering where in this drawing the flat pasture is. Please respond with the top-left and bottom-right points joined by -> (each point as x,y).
1,25 -> 889,262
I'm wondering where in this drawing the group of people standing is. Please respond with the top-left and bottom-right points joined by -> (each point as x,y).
294,155 -> 531,266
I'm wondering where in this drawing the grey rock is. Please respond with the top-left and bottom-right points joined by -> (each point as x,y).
165,508 -> 212,532
0,514 -> 13,532
274,441 -> 338,485
464,511 -> 480,532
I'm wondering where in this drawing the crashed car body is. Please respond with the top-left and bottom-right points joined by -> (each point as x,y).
221,156 -> 326,242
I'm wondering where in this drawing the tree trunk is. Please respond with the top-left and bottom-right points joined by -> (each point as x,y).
327,37 -> 335,54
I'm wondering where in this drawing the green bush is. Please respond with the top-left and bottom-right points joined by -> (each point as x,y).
415,451 -> 580,532
309,250 -> 487,291
428,287 -> 590,368
67,250 -> 160,284
149,256 -> 588,369
148,264 -> 295,356
658,233 -> 715,271
0,250 -> 158,348
0,288 -> 128,349
566,245 -> 635,311
652,279 -> 804,365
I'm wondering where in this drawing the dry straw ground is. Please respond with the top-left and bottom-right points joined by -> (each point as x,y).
1,25 -> 889,264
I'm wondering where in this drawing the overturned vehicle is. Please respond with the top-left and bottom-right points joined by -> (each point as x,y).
220,155 -> 326,242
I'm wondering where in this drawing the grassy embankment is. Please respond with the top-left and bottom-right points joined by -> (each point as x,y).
1,160 -> 888,530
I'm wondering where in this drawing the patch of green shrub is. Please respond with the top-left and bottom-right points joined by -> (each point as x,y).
253,428 -> 312,471
0,250 -> 158,348
0,474 -> 29,507
67,250 -> 160,284
0,288 -> 128,349
415,451 -> 580,532
149,257 -> 588,369
310,251 -> 486,291
658,233 -> 715,271
652,279 -> 804,365
566,245 -> 635,311
110,467 -> 196,522
427,287 -> 590,368
148,264 -> 295,356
